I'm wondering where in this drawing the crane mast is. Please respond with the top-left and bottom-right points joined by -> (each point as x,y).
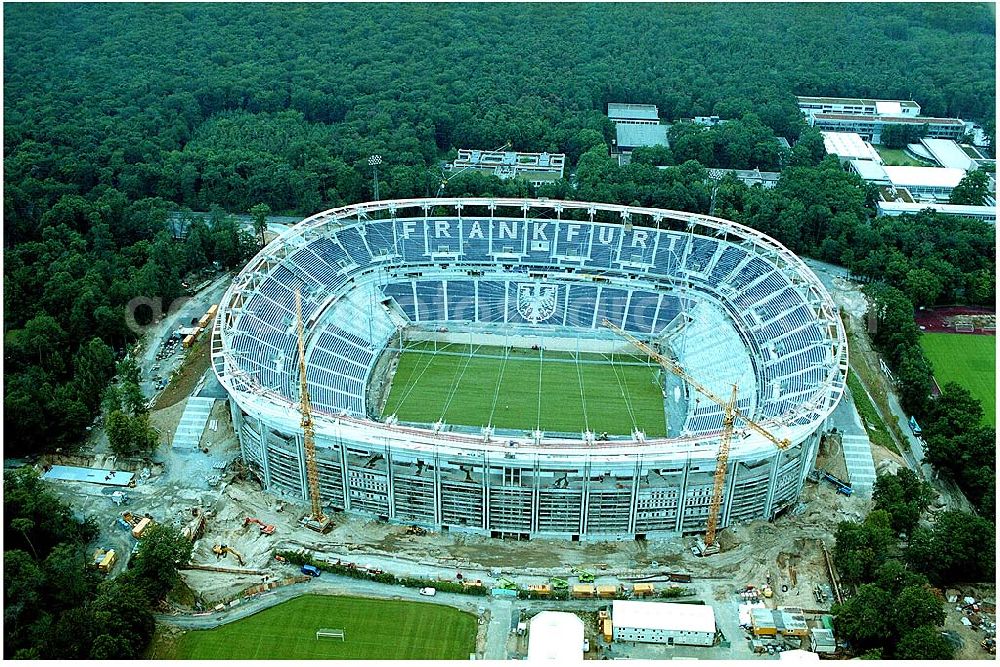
297,288 -> 331,533
701,384 -> 738,555
601,319 -> 791,555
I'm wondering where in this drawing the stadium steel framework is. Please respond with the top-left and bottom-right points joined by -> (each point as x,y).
212,198 -> 848,540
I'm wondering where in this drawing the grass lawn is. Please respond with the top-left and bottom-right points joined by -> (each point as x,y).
383,342 -> 666,436
920,333 -> 996,426
847,371 -> 898,454
873,145 -> 934,167
160,595 -> 477,660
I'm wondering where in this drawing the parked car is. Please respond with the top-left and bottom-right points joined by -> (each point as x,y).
301,564 -> 320,577
419,587 -> 436,596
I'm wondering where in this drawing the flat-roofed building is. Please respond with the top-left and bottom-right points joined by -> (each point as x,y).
849,159 -> 891,185
706,167 -> 781,189
883,166 -> 966,200
822,132 -> 883,163
797,96 -> 921,117
876,201 -> 996,225
608,103 -> 660,126
616,123 -> 670,151
449,149 -> 565,187
527,612 -> 585,661
920,138 -> 977,172
612,600 -> 716,647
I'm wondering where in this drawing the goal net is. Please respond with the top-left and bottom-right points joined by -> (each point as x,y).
316,628 -> 345,641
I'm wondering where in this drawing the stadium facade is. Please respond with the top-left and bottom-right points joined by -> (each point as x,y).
212,198 -> 847,540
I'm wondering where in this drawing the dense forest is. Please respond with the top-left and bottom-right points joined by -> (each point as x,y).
4,2 -> 995,455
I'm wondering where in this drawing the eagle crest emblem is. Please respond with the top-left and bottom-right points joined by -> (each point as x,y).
516,283 -> 558,323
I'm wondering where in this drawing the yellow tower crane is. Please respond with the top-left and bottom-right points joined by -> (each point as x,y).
601,319 -> 790,555
297,288 -> 331,533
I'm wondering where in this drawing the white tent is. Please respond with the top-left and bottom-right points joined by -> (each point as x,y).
527,611 -> 585,661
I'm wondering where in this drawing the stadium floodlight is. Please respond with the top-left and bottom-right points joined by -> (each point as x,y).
368,154 -> 382,200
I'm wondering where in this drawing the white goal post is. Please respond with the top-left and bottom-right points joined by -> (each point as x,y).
316,628 -> 345,641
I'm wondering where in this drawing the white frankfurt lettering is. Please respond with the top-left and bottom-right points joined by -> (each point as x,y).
532,222 -> 548,241
499,220 -> 518,239
565,224 -> 581,243
631,230 -> 648,248
435,220 -> 451,238
401,220 -> 417,240
467,221 -> 484,239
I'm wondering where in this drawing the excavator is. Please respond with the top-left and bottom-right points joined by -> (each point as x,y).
212,544 -> 246,566
244,517 -> 276,535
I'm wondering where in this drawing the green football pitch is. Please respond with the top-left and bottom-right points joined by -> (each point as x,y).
159,594 -> 478,660
381,342 -> 668,436
920,333 -> 995,426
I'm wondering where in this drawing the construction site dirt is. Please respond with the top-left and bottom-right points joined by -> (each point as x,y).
31,265 -> 993,660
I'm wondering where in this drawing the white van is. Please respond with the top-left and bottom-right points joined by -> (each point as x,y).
419,587 -> 436,596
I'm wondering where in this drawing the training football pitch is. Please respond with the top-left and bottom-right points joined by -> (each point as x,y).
920,333 -> 995,426
158,595 -> 478,660
381,342 -> 668,436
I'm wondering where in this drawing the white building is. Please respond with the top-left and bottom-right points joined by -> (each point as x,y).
919,138 -> 977,172
883,166 -> 966,200
797,96 -> 921,117
608,103 -> 660,126
612,600 -> 716,647
527,611 -> 585,661
849,161 -> 967,201
449,150 -> 565,187
821,131 -> 882,164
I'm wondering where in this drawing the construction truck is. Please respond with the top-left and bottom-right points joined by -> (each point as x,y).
573,567 -> 596,583
982,638 -> 996,654
92,549 -> 117,574
404,525 -> 427,536
132,517 -> 153,539
244,517 -> 276,535
212,544 -> 245,566
550,577 -> 569,591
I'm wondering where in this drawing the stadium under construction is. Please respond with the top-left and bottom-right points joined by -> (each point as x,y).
212,198 -> 848,540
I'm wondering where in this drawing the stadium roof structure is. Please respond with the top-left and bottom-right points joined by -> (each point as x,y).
608,102 -> 659,121
883,166 -> 966,189
527,612 -> 584,661
213,197 -> 847,456
616,123 -> 669,150
612,600 -> 716,634
821,132 -> 882,162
